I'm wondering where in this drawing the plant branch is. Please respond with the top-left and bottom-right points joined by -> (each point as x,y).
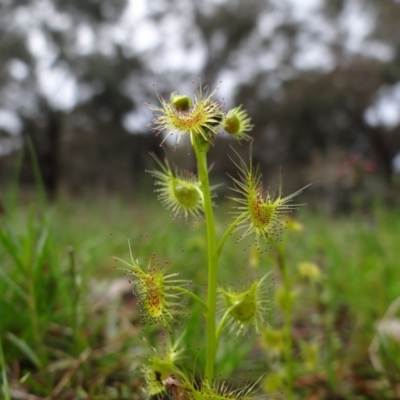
172,286 -> 208,313
193,136 -> 218,383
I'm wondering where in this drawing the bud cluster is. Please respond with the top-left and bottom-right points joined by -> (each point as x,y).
218,274 -> 271,335
119,254 -> 188,326
228,154 -> 309,244
147,83 -> 253,146
148,154 -> 204,219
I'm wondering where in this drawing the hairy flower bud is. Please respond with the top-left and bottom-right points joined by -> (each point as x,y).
148,154 -> 204,219
117,248 -> 189,326
262,328 -> 285,355
147,84 -> 223,145
300,341 -> 319,370
171,92 -> 192,111
169,378 -> 259,400
275,287 -> 297,312
297,262 -> 321,281
228,151 -> 310,244
223,106 -> 253,141
218,274 -> 270,335
283,216 -> 303,231
143,337 -> 184,396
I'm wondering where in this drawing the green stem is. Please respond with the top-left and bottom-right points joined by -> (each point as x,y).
68,246 -> 79,349
193,137 -> 218,383
215,305 -> 236,351
171,286 -> 208,313
275,242 -> 294,400
215,214 -> 245,258
26,259 -> 42,364
324,312 -> 337,390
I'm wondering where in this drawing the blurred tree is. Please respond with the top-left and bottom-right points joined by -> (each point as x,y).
0,0 -> 143,197
212,0 -> 400,189
1,0 -> 399,200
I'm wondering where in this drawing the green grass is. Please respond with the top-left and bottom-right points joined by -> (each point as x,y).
1,192 -> 399,399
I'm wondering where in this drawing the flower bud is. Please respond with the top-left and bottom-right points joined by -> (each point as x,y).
181,379 -> 257,400
218,274 -> 270,335
147,84 -> 222,145
297,262 -> 321,281
300,341 -> 319,370
263,370 -> 286,393
118,254 -> 189,326
228,151 -> 310,243
224,288 -> 257,323
224,112 -> 241,134
170,92 -> 192,111
275,287 -> 297,312
262,328 -> 285,355
223,106 -> 253,140
283,216 -> 303,231
143,338 -> 184,396
172,182 -> 201,210
144,356 -> 177,396
148,155 -> 204,219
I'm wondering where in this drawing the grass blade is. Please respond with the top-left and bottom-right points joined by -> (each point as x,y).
5,147 -> 25,217
6,333 -> 42,369
0,339 -> 11,400
25,135 -> 47,209
0,268 -> 27,301
0,222 -> 24,273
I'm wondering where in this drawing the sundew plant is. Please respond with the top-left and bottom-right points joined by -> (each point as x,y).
118,82 -> 308,399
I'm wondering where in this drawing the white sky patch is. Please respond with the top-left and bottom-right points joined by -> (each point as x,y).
120,0 -> 148,25
365,83 -> 400,128
131,20 -> 160,52
208,0 -> 229,4
150,45 -> 205,73
8,59 -> 30,81
145,12 -> 206,73
0,107 -> 24,156
287,1 -> 335,70
339,0 -> 375,52
122,107 -> 153,133
214,70 -> 237,109
259,52 -> 280,71
288,0 -> 323,21
76,24 -> 96,55
392,153 -> 400,173
0,109 -> 23,135
45,9 -> 72,32
110,0 -> 157,52
37,64 -> 78,111
0,136 -> 24,157
362,41 -> 395,62
12,6 -> 35,34
96,27 -> 119,57
257,10 -> 286,38
293,41 -> 335,71
27,28 -> 56,61
26,25 -> 78,110
243,6 -> 336,79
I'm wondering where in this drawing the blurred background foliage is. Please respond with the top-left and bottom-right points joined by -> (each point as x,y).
0,0 -> 399,209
